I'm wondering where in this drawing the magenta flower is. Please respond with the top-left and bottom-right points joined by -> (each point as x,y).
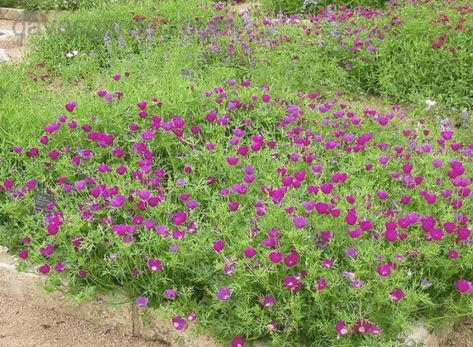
109,195 -> 126,208
389,289 -> 405,302
335,321 -> 350,336
455,279 -> 472,293
65,101 -> 76,113
147,258 -> 162,272
231,336 -> 245,347
18,249 -> 29,260
316,278 -> 327,291
376,264 -> 392,277
55,262 -> 65,272
213,240 -> 225,252
321,258 -> 334,269
262,295 -> 276,308
164,289 -> 177,300
268,251 -> 283,263
135,296 -> 149,308
283,276 -> 301,293
172,316 -> 187,330
216,287 -> 232,301
284,249 -> 300,267
172,210 -> 187,225
293,216 -> 308,229
243,247 -> 257,258
38,264 -> 50,274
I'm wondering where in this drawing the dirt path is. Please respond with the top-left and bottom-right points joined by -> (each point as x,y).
0,294 -> 163,347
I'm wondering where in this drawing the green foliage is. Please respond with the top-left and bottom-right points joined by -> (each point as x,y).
0,0 -> 472,346
261,0 -> 387,15
0,0 -> 129,10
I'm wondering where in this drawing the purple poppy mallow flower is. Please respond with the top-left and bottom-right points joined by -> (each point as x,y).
172,315 -> 186,330
231,336 -> 246,347
18,249 -> 29,260
389,289 -> 405,302
335,321 -> 350,336
376,264 -> 392,277
109,195 -> 126,208
455,279 -> 472,293
293,216 -> 308,229
283,276 -> 301,293
262,295 -> 276,308
172,211 -> 187,225
243,247 -> 257,258
216,287 -> 232,301
135,296 -> 149,308
164,289 -> 177,300
38,264 -> 50,275
55,262 -> 66,273
316,278 -> 327,291
65,101 -> 77,113
284,249 -> 300,267
345,247 -> 358,259
147,258 -> 162,272
40,244 -> 55,257
269,251 -> 283,263
213,240 -> 225,252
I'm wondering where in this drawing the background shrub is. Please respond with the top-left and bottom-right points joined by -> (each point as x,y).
0,0 -> 129,10
261,0 -> 387,15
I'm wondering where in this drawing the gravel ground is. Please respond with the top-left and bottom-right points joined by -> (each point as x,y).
446,319 -> 473,347
0,294 -> 163,347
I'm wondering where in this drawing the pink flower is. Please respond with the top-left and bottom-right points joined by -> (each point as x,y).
216,287 -> 232,301
135,296 -> 149,308
284,249 -> 300,267
377,264 -> 392,277
335,321 -> 350,336
243,248 -> 257,258
65,101 -> 76,112
293,216 -> 308,229
455,279 -> 472,293
172,211 -> 187,225
389,289 -> 405,302
269,251 -> 283,263
283,276 -> 301,292
147,258 -> 162,272
213,240 -> 225,252
172,316 -> 186,330
316,278 -> 327,291
262,295 -> 276,308
231,336 -> 245,347
39,264 -> 50,274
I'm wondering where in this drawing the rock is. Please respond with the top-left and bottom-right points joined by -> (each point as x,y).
0,47 -> 10,61
403,321 -> 440,347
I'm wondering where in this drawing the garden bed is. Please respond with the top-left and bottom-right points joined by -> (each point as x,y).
0,1 -> 472,346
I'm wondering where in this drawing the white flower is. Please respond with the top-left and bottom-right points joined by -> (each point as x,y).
425,99 -> 436,109
65,52 -> 74,58
72,50 -> 79,56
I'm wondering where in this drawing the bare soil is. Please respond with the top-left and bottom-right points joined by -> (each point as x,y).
446,319 -> 473,347
0,294 -> 163,347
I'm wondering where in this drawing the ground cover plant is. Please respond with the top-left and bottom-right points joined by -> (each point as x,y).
0,0 -> 129,11
0,0 -> 472,346
260,0 -> 388,15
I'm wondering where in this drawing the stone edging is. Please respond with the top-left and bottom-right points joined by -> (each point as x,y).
0,248 -> 220,347
0,7 -> 62,21
0,247 -> 455,346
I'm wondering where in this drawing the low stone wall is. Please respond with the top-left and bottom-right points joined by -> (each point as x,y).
0,246 -> 455,347
0,247 -> 220,346
0,7 -> 62,21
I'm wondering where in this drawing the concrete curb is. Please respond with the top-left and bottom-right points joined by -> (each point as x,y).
0,7 -> 62,21
0,247 -> 455,346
